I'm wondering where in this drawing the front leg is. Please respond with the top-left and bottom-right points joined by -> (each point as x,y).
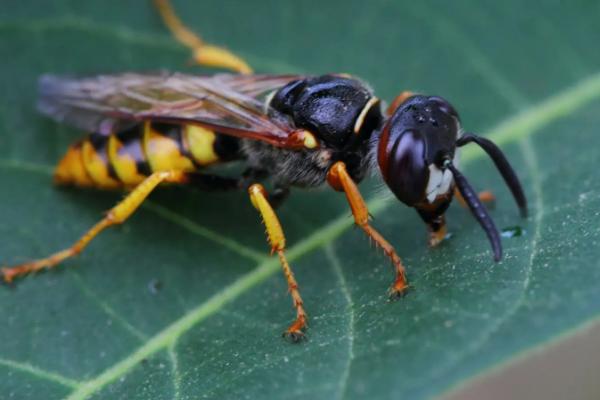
415,198 -> 452,248
326,161 -> 409,298
417,189 -> 497,248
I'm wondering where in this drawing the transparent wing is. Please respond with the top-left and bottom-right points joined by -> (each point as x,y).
38,72 -> 308,148
214,73 -> 303,99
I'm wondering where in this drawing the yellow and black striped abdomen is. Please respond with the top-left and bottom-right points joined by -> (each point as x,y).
54,121 -> 240,188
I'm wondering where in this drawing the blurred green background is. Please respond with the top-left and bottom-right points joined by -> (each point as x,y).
1,1 -> 600,399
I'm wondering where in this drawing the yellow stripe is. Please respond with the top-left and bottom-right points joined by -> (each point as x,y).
54,144 -> 95,187
143,122 -> 195,172
107,135 -> 146,186
185,125 -> 220,165
81,140 -> 120,188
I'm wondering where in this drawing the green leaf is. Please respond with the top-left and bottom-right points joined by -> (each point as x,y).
1,1 -> 600,399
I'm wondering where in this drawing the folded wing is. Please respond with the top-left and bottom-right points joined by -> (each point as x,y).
38,72 -> 307,148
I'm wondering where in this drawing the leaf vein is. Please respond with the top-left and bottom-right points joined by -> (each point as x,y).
428,131 -> 545,397
325,244 -> 356,400
0,357 -> 81,389
407,3 -> 528,107
70,272 -> 148,342
142,201 -> 266,263
168,345 -> 181,400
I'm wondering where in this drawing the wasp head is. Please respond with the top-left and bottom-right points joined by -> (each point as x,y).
377,93 -> 527,262
377,95 -> 460,207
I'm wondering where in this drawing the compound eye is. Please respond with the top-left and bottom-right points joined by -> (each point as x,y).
382,130 -> 429,206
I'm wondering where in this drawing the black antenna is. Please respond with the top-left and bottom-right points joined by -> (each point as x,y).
445,160 -> 502,262
457,133 -> 528,217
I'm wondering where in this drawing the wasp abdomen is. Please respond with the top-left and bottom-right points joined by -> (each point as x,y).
54,122 -> 239,188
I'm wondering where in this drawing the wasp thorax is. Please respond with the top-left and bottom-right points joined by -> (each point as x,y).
378,95 -> 461,206
270,75 -> 382,148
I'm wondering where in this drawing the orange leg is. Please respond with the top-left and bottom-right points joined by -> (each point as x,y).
423,189 -> 494,248
154,0 -> 252,74
2,170 -> 187,283
248,184 -> 307,341
454,188 -> 495,208
327,162 -> 409,298
427,218 -> 448,248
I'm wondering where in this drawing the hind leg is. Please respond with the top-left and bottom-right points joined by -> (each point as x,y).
2,171 -> 248,283
2,171 -> 193,283
154,0 -> 252,74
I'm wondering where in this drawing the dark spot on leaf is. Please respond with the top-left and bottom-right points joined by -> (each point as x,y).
148,279 -> 163,294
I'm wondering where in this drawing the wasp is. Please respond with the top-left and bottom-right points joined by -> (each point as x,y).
2,0 -> 527,341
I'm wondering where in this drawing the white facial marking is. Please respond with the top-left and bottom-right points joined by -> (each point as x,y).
426,165 -> 443,203
425,150 -> 460,203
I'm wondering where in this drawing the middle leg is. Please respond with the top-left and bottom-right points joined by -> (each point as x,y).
248,184 -> 307,341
